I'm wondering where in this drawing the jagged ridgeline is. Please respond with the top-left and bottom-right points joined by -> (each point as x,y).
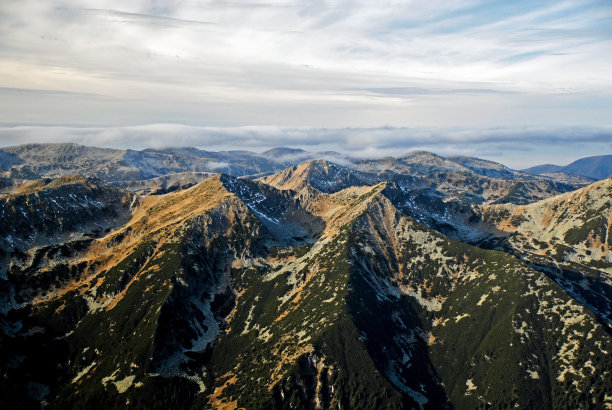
1,160 -> 611,409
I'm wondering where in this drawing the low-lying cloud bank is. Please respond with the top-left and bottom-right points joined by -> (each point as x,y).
1,124 -> 611,169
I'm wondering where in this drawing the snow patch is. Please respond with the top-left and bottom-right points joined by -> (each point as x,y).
385,361 -> 428,410
454,313 -> 470,323
113,375 -> 135,394
465,379 -> 476,394
102,369 -> 119,387
72,362 -> 96,383
527,370 -> 539,379
401,286 -> 443,312
477,293 -> 489,306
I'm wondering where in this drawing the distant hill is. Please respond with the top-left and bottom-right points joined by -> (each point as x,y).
522,164 -> 563,174
561,155 -> 612,180
523,155 -> 612,180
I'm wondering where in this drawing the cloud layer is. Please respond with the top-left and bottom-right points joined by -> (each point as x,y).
0,0 -> 611,129
1,1 -> 610,168
1,124 -> 610,168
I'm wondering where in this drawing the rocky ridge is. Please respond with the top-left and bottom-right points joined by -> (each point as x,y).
0,153 -> 611,409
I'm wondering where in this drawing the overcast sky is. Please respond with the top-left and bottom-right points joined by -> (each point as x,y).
1,0 -> 611,168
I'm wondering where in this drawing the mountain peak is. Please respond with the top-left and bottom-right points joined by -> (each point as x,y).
398,150 -> 442,159
260,159 -> 379,193
303,158 -> 336,169
260,147 -> 307,158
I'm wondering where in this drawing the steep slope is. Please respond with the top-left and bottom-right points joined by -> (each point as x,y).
259,159 -> 382,193
113,172 -> 214,195
203,183 -> 612,408
418,170 -> 579,205
36,176 -> 273,409
353,152 -> 581,205
260,160 -> 577,243
0,150 -> 23,170
476,177 -> 612,324
0,174 -> 322,409
0,175 -> 135,277
202,183 -> 426,408
2,171 -> 612,409
346,193 -> 612,409
258,159 -> 468,239
482,178 -> 611,266
0,176 -> 19,194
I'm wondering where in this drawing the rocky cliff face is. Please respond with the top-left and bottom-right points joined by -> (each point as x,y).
1,160 -> 611,409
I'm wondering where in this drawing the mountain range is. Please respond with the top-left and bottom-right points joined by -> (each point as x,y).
1,144 -> 611,409
1,143 -> 606,186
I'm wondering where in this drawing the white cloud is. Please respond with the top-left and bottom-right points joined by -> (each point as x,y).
205,160 -> 230,170
0,0 -> 610,129
1,124 -> 610,169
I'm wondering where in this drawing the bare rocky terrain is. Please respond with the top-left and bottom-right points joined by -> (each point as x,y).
1,144 -> 611,409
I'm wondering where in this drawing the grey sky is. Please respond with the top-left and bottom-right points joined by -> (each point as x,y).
0,0 -> 611,167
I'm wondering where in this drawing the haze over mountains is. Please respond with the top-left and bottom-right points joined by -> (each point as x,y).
1,143 -> 611,409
